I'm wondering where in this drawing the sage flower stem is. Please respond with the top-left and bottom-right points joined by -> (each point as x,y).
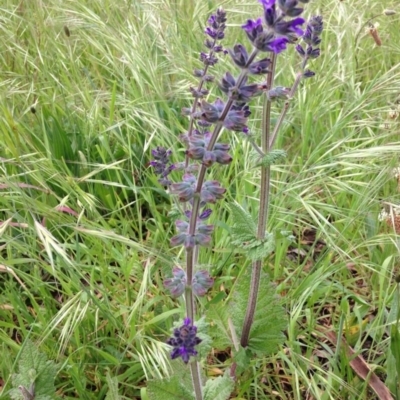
240,53 -> 277,347
190,361 -> 203,400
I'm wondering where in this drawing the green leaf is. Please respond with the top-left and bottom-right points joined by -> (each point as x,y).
254,149 -> 286,168
196,317 -> 213,359
229,271 -> 287,356
233,346 -> 252,375
229,202 -> 257,243
9,340 -> 57,400
203,371 -> 234,400
229,203 -> 275,261
207,301 -> 233,350
147,377 -> 194,400
105,371 -> 121,400
147,362 -> 195,400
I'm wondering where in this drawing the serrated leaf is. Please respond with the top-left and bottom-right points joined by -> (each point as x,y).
244,235 -> 275,261
229,271 -> 287,356
195,317 -> 213,358
105,371 -> 121,400
255,149 -> 286,168
203,371 -> 234,400
229,203 -> 275,260
233,346 -> 252,375
207,302 -> 233,350
258,149 -> 286,167
147,376 -> 194,400
147,362 -> 196,400
9,340 -> 57,400
229,203 -> 257,244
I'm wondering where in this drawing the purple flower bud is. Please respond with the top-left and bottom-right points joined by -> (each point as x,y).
219,72 -> 236,94
193,69 -> 204,77
170,174 -> 196,202
170,233 -> 187,247
200,100 -> 222,123
197,223 -> 214,235
184,235 -> 196,249
309,47 -> 320,59
167,318 -> 202,364
200,52 -> 219,66
277,0 -> 303,17
189,87 -> 209,98
164,267 -> 187,297
199,209 -> 212,219
295,44 -> 305,56
205,27 -> 217,39
175,219 -> 189,232
204,39 -> 214,49
267,86 -> 291,101
192,270 -> 214,296
201,181 -> 226,203
203,74 -> 215,82
194,233 -> 212,246
248,57 -> 271,74
303,69 -> 315,78
214,150 -> 232,165
229,44 -> 249,68
202,151 -> 217,167
224,108 -> 248,132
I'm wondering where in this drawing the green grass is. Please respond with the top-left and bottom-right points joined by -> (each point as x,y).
0,0 -> 400,399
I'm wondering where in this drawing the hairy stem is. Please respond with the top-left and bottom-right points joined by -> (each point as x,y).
184,48 -> 260,394
240,53 -> 277,347
190,360 -> 203,400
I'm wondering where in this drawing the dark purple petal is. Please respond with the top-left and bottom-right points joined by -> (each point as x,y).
167,318 -> 201,363
241,18 -> 263,33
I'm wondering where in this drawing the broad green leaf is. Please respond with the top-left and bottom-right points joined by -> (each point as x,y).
229,203 -> 257,243
229,203 -> 275,261
147,362 -> 195,400
9,340 -> 57,400
207,303 -> 233,350
229,271 -> 287,356
233,347 -> 252,375
203,371 -> 234,400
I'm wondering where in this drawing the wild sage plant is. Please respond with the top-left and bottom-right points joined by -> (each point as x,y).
150,1 -> 322,398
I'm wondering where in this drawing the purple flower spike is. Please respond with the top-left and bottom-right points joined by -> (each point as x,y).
150,146 -> 175,186
167,318 -> 202,364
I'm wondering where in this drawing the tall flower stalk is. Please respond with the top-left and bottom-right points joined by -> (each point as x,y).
151,1 -> 322,398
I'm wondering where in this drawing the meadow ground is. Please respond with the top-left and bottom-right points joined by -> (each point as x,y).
0,0 -> 400,399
